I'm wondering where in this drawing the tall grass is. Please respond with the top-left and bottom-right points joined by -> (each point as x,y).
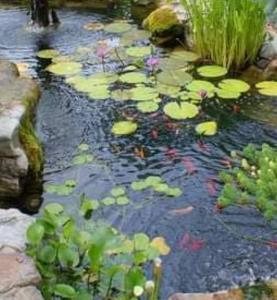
181,0 -> 266,69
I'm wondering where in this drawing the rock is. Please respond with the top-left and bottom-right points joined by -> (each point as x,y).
0,61 -> 41,200
0,209 -> 42,300
143,6 -> 185,44
241,59 -> 277,82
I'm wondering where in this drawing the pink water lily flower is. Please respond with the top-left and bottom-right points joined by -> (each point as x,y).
146,56 -> 159,68
96,45 -> 108,60
198,89 -> 208,99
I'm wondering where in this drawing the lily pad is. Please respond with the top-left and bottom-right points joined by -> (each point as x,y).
126,46 -> 151,57
131,180 -> 149,191
88,85 -> 110,100
111,187 -> 125,197
121,29 -> 151,45
195,121 -> 217,136
218,79 -> 250,93
47,62 -> 82,76
150,237 -> 171,255
186,80 -> 215,92
78,143 -> 89,151
165,187 -> 183,197
256,81 -> 277,96
163,102 -> 199,120
37,49 -> 60,59
159,57 -> 188,71
130,87 -> 159,101
197,65 -> 227,78
170,48 -> 200,62
145,176 -> 163,186
156,83 -> 180,97
119,72 -> 147,84
72,154 -> 93,165
111,89 -> 133,101
216,88 -> 241,99
137,101 -> 159,113
102,197 -> 116,206
157,69 -> 193,87
104,22 -> 132,33
112,121 -> 138,135
116,196 -> 130,205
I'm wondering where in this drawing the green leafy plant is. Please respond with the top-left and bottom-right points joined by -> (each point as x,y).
180,0 -> 266,69
217,144 -> 277,220
26,202 -> 165,300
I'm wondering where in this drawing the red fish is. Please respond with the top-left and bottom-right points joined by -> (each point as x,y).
170,206 -> 194,216
196,140 -> 209,153
179,232 -> 205,251
206,177 -> 217,197
183,156 -> 197,174
214,202 -> 224,212
267,240 -> 277,249
219,158 -> 232,168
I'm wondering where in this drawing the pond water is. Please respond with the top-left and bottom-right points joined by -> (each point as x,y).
0,4 -> 277,299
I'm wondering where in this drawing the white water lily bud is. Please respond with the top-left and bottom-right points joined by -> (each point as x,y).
145,280 -> 155,291
154,257 -> 162,267
251,166 -> 256,171
251,171 -> 256,177
241,158 -> 250,170
133,286 -> 144,297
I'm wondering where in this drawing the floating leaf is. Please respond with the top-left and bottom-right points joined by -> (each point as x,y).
131,180 -> 149,191
123,65 -> 138,72
47,62 -> 82,76
72,154 -> 93,165
156,83 -> 180,97
119,72 -> 147,84
157,69 -> 193,87
78,143 -> 89,151
112,121 -> 138,135
111,89 -> 133,101
126,46 -> 151,57
137,101 -> 159,113
218,79 -> 250,93
197,65 -> 227,78
116,196 -> 130,205
121,29 -> 151,45
216,88 -> 241,99
37,49 -> 60,59
133,233 -> 150,251
104,22 -> 132,33
170,47 -> 200,62
186,80 -> 215,92
165,187 -> 183,197
153,183 -> 170,193
102,197 -> 116,206
88,85 -> 110,100
130,87 -> 159,101
159,57 -> 188,71
150,237 -> 171,255
83,22 -> 104,31
163,102 -> 199,120
195,121 -> 217,136
111,186 -> 125,197
256,81 -> 277,96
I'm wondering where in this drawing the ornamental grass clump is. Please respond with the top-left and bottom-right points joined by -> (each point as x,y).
180,0 -> 266,69
218,144 -> 277,220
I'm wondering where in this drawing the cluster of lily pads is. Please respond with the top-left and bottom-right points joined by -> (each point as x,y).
45,179 -> 76,196
72,143 -> 94,165
37,20 -> 277,139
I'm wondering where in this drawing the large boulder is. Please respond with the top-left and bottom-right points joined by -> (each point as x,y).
0,61 -> 41,200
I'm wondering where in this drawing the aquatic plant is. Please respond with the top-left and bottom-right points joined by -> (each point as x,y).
26,202 -> 166,300
218,144 -> 277,220
180,0 -> 266,69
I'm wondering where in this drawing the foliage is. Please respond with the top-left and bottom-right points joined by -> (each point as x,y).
180,0 -> 266,69
26,202 -> 165,300
218,144 -> 277,220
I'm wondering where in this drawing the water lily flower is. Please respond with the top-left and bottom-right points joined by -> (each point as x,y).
145,280 -> 155,291
146,56 -> 159,69
133,286 -> 144,297
96,45 -> 108,60
198,89 -> 208,99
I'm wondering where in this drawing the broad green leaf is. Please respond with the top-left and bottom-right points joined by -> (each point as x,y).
26,222 -> 45,245
44,203 -> 64,215
47,62 -> 82,76
126,46 -> 151,57
195,121 -> 217,136
170,48 -> 200,62
136,101 -> 159,113
218,79 -> 250,93
112,121 -> 138,135
54,284 -> 76,298
163,102 -> 199,120
133,233 -> 150,251
159,57 -> 188,71
38,245 -> 56,263
116,196 -> 130,205
197,65 -> 227,78
216,88 -> 241,99
186,80 -> 215,92
102,197 -> 116,206
153,183 -> 170,193
111,89 -> 133,101
119,72 -> 147,84
37,49 -> 60,59
157,69 -> 193,87
58,244 -> 80,267
131,180 -> 149,191
125,267 -> 146,293
165,187 -> 183,197
111,186 -> 125,197
88,85 -> 110,100
145,176 -> 163,186
130,86 -> 159,101
256,81 -> 277,96
156,83 -> 180,97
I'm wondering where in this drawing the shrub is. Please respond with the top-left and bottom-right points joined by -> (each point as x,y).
26,202 -> 164,300
180,0 -> 266,69
218,144 -> 277,220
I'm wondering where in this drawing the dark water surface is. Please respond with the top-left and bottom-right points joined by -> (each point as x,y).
0,6 -> 277,298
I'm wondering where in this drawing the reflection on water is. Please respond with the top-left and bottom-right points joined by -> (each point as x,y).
0,6 -> 277,298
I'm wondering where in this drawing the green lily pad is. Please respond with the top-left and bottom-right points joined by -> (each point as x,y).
111,187 -> 125,197
157,69 -> 193,87
47,62 -> 82,76
102,197 -> 116,206
197,65 -> 227,78
218,79 -> 250,93
156,83 -> 180,97
131,180 -> 149,191
123,65 -> 138,72
170,48 -> 200,62
111,89 -> 133,101
126,46 -> 151,57
159,57 -> 188,71
145,176 -> 163,186
165,187 -> 183,197
78,143 -> 89,151
72,154 -> 93,165
37,49 -> 60,59
163,102 -> 199,120
137,101 -> 159,113
195,121 -> 217,136
130,87 -> 159,101
256,81 -> 277,96
153,183 -> 170,193
216,88 -> 241,99
116,196 -> 130,205
52,55 -> 73,63
112,121 -> 138,135
186,80 -> 215,92
88,85 -> 110,100
119,72 -> 147,84
121,29 -> 151,45
104,22 -> 132,33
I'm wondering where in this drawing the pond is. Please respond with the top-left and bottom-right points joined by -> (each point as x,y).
0,3 -> 277,299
